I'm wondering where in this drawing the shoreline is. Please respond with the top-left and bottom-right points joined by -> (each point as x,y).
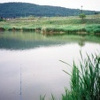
0,15 -> 100,36
0,25 -> 100,36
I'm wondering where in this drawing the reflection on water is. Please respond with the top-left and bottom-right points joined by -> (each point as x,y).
0,38 -> 61,50
0,32 -> 86,50
0,32 -> 100,100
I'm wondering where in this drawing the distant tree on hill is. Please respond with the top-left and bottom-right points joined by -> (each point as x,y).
79,13 -> 86,23
0,16 -> 3,21
79,13 -> 86,20
94,12 -> 99,15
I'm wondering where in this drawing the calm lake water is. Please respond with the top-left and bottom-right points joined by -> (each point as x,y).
0,32 -> 100,100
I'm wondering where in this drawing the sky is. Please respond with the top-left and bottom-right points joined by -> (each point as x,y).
0,0 -> 100,11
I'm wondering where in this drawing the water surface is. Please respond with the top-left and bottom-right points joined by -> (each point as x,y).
0,32 -> 100,100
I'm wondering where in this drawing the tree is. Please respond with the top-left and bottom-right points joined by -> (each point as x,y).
79,13 -> 86,20
0,16 -> 3,21
79,13 -> 86,23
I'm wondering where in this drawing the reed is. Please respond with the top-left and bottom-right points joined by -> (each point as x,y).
40,95 -> 46,100
40,54 -> 100,100
62,54 -> 100,100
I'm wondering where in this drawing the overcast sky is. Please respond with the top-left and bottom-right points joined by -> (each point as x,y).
0,0 -> 100,11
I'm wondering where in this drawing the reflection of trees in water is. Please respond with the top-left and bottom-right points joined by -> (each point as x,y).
0,38 -> 63,50
78,38 -> 85,47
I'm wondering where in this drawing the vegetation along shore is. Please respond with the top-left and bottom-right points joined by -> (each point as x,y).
0,14 -> 100,36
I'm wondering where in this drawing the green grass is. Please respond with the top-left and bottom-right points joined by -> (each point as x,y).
85,24 -> 100,35
0,14 -> 100,35
40,55 -> 100,100
40,54 -> 100,100
62,54 -> 100,100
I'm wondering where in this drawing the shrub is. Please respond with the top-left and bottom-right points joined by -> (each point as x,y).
85,25 -> 100,35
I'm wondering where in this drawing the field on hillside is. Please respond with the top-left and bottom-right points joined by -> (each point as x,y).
0,14 -> 100,35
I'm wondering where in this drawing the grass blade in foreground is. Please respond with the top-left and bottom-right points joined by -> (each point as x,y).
40,54 -> 100,100
62,54 -> 100,100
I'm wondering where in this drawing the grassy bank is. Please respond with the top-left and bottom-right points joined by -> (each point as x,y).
0,14 -> 100,36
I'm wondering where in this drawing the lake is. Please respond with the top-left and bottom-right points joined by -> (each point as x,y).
0,32 -> 100,100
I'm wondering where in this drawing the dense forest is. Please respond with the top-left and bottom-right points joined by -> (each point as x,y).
0,2 -> 99,18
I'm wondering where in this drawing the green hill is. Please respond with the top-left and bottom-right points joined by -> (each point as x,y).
0,2 -> 98,18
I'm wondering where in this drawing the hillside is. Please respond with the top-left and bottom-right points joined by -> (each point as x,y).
0,2 -> 97,18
